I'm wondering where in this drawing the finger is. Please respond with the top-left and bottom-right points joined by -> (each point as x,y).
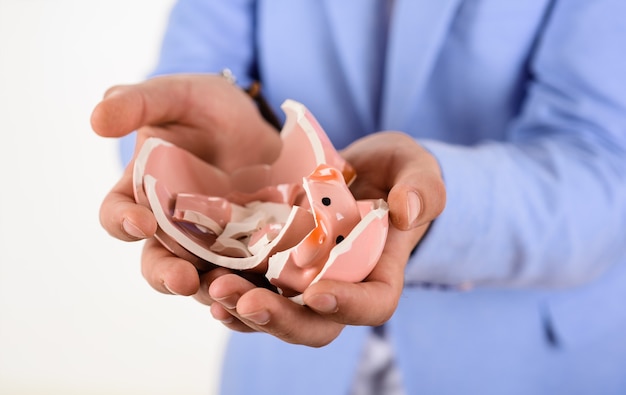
235,288 -> 345,347
341,132 -> 446,230
209,274 -> 345,345
207,273 -> 264,333
91,74 -> 282,171
99,163 -> 158,241
303,281 -> 397,327
206,274 -> 256,332
141,238 -> 200,296
208,272 -> 258,310
90,75 -> 216,138
209,303 -> 256,333
193,267 -> 234,306
387,141 -> 446,230
387,163 -> 446,230
302,225 -> 422,326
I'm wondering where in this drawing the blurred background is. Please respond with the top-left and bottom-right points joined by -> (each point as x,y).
0,0 -> 228,394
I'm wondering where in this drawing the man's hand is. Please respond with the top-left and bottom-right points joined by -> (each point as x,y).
91,74 -> 282,295
203,131 -> 446,347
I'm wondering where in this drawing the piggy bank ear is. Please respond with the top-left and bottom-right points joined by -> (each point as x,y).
306,164 -> 343,182
270,100 -> 356,186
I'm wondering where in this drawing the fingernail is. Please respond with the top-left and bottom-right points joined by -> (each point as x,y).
407,191 -> 421,228
306,293 -> 338,314
242,310 -> 270,325
122,219 -> 146,239
104,88 -> 124,100
214,295 -> 239,310
163,281 -> 179,295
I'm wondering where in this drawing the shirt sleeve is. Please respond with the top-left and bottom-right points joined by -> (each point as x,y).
408,0 -> 626,289
119,0 -> 257,166
151,0 -> 257,87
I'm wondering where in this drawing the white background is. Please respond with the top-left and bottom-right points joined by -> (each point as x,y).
0,1 -> 228,394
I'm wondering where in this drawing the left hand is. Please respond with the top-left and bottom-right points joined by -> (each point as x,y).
201,131 -> 446,347
91,74 -> 282,295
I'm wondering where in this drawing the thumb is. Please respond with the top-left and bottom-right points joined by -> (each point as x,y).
387,167 -> 446,230
90,76 -> 200,138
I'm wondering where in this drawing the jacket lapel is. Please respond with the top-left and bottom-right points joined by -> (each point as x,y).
381,0 -> 462,130
322,0 -> 389,132
322,0 -> 462,132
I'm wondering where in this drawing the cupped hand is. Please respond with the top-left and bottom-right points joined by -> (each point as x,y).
91,74 -> 282,295
202,131 -> 446,347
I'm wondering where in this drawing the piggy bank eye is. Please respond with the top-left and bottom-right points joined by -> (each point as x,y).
322,197 -> 331,206
335,235 -> 345,244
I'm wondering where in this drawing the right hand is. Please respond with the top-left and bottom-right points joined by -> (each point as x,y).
202,131 -> 446,347
91,74 -> 282,295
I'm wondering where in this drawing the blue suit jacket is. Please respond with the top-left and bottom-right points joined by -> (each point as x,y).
139,0 -> 626,393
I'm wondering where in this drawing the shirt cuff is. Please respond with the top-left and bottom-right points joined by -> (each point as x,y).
404,139 -> 492,288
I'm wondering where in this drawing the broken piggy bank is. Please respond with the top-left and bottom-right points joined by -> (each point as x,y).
133,99 -> 389,302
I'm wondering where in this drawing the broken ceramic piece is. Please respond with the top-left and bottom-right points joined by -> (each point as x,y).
133,99 -> 389,300
265,164 -> 362,297
173,194 -> 232,235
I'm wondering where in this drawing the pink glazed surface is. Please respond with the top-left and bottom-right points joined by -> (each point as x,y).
133,99 -> 389,301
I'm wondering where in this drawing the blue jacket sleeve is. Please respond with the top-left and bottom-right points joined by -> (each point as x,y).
410,0 -> 626,288
152,0 -> 257,87
119,0 -> 257,165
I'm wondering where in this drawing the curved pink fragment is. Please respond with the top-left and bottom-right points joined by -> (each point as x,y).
248,223 -> 285,254
265,164 -> 362,296
133,138 -> 232,207
271,100 -> 356,186
226,183 -> 306,207
309,199 -> 389,285
173,194 -> 232,235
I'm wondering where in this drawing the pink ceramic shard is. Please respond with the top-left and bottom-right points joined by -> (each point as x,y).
266,100 -> 356,186
143,173 -> 316,271
209,201 -> 294,258
248,223 -> 285,255
265,164 -> 362,296
133,138 -> 233,268
133,138 -> 232,207
173,194 -> 232,235
289,199 -> 389,304
133,99 -> 389,299
226,183 -> 305,207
